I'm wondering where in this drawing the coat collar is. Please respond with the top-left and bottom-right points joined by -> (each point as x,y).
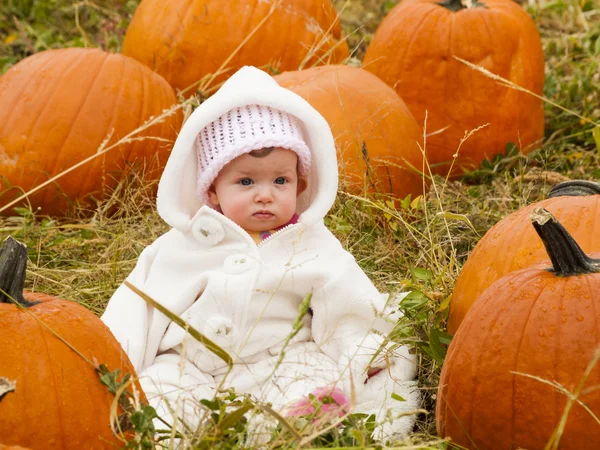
188,206 -> 304,248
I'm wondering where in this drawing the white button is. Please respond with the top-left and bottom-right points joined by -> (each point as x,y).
223,253 -> 257,274
204,316 -> 237,346
191,216 -> 225,246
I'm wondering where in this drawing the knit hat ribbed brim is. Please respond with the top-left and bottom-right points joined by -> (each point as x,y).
195,104 -> 312,206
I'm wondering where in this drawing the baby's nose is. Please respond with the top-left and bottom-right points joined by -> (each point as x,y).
255,186 -> 274,202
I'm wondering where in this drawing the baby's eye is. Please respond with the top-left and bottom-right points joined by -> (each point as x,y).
274,177 -> 287,185
239,178 -> 253,186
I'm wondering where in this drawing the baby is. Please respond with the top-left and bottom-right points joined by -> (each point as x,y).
101,66 -> 420,441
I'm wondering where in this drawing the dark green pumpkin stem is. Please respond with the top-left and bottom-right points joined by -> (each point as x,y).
548,180 -> 600,198
531,208 -> 600,277
0,236 -> 37,307
437,0 -> 486,12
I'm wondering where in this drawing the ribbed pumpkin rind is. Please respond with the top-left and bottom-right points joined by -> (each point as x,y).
275,65 -> 427,199
448,194 -> 600,334
0,291 -> 144,449
437,261 -> 600,449
122,0 -> 349,94
0,48 -> 183,216
363,0 -> 545,176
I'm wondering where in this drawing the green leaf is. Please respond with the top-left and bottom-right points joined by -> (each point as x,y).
435,211 -> 476,232
219,404 -> 254,430
391,392 -> 406,402
13,207 -> 32,218
347,412 -> 370,420
400,194 -> 412,210
504,142 -> 519,157
411,267 -> 432,281
437,294 -> 453,312
97,365 -> 130,395
130,405 -> 157,432
400,290 -> 427,310
364,413 -> 377,434
437,329 -> 453,346
410,195 -> 422,209
200,398 -> 220,411
426,327 -> 452,365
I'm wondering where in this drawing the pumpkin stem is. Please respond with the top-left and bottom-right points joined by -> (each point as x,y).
437,0 -> 486,12
0,236 -> 37,306
530,208 -> 600,277
548,180 -> 600,198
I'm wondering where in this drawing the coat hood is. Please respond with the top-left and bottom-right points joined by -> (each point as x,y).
156,66 -> 339,232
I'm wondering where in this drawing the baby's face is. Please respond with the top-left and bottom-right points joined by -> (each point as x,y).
209,148 -> 307,232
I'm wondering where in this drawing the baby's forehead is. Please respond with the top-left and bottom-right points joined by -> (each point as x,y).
223,148 -> 299,173
234,148 -> 298,165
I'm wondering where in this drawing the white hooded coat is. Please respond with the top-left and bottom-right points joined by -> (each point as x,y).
101,66 -> 421,439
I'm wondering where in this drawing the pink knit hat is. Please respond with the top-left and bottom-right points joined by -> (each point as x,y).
195,104 -> 312,206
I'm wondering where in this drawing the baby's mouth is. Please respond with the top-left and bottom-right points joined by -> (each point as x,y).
253,211 -> 274,219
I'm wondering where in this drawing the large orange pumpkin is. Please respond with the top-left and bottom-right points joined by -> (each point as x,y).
122,0 -> 349,96
363,0 -> 544,177
447,180 -> 600,334
0,236 -> 146,449
0,48 -> 183,217
437,208 -> 600,449
275,65 -> 427,199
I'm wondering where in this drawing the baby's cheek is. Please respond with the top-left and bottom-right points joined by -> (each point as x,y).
233,203 -> 252,220
221,200 -> 249,224
281,197 -> 298,218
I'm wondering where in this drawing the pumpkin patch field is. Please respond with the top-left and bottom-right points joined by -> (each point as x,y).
0,0 -> 599,448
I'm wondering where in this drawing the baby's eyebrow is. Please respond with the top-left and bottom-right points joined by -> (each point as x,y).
274,167 -> 297,174
231,169 -> 261,177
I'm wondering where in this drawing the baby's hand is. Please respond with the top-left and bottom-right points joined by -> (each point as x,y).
284,386 -> 349,422
366,367 -> 383,379
364,345 -> 417,385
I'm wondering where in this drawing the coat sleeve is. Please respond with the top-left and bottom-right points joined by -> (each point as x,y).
310,252 -> 388,368
101,237 -> 163,373
310,250 -> 416,389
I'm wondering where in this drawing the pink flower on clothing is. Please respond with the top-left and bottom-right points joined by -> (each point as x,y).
284,386 -> 350,420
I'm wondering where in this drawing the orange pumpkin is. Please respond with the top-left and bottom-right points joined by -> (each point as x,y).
122,0 -> 349,96
0,236 -> 146,449
0,48 -> 183,217
447,180 -> 600,334
437,208 -> 600,449
363,0 -> 544,177
275,65 -> 427,199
